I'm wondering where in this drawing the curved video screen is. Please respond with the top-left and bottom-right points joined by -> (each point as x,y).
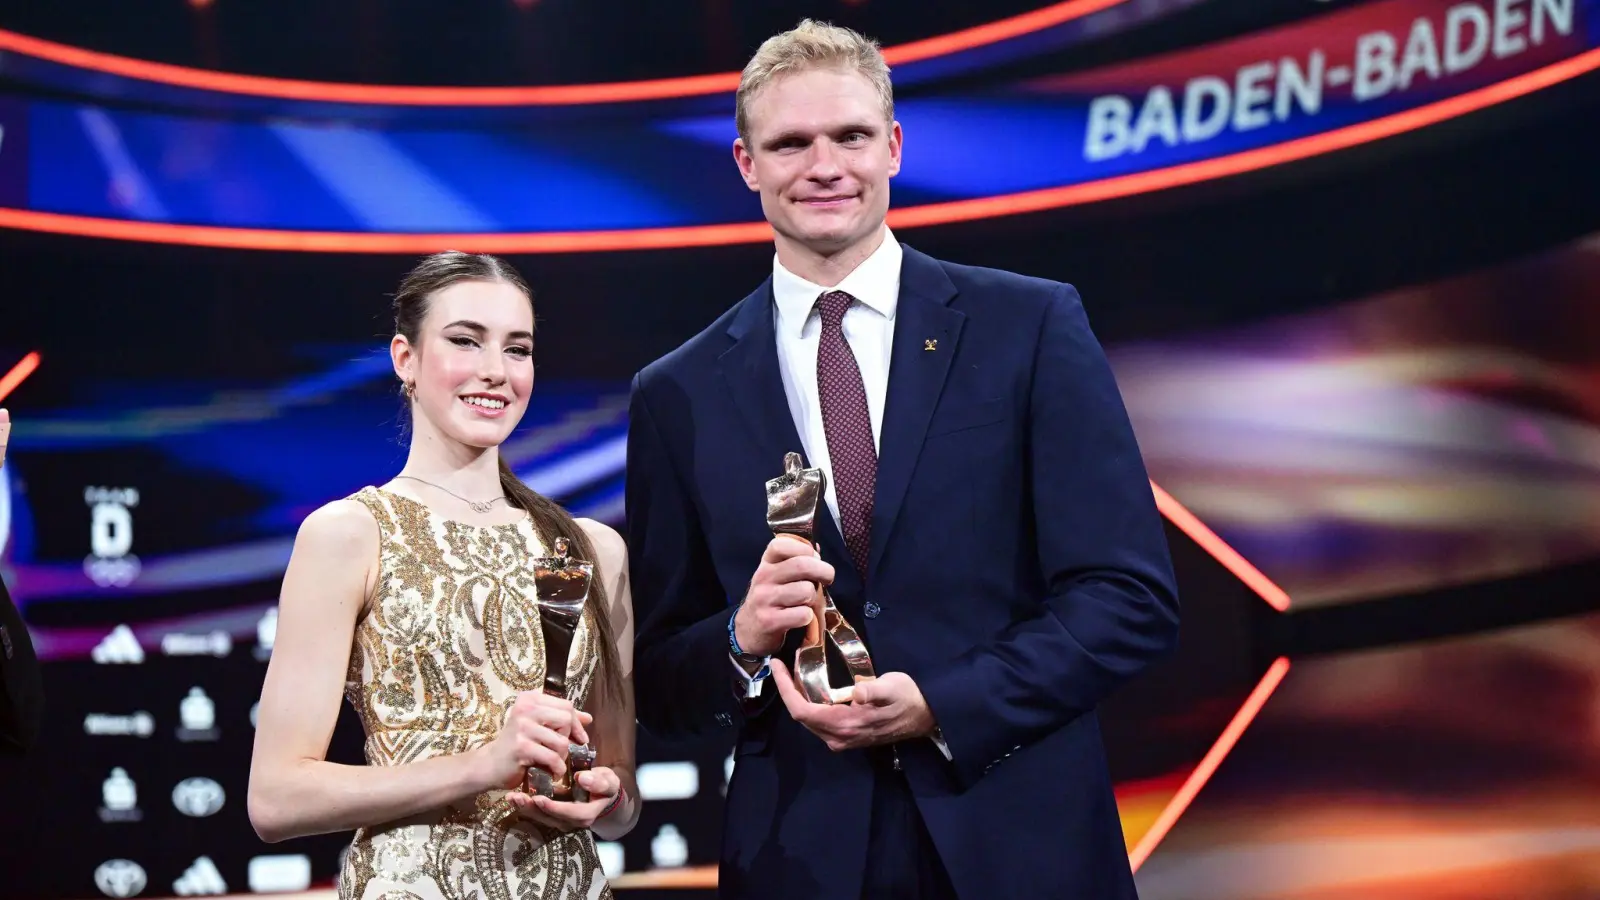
1136,609 -> 1600,899
1,2 -> 1598,897
6,226 -> 1600,897
0,0 -> 1593,251
1114,228 -> 1600,608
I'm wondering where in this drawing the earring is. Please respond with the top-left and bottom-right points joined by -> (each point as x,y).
402,381 -> 416,400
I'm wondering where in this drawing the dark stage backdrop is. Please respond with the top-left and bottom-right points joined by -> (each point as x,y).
6,221 -> 1600,895
2,19 -> 1599,899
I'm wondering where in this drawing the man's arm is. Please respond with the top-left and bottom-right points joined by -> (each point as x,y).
917,284 -> 1181,789
625,373 -> 774,742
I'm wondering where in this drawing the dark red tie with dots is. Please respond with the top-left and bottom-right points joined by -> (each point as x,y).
815,290 -> 877,579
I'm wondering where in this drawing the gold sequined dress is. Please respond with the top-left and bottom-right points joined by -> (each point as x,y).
337,486 -> 611,900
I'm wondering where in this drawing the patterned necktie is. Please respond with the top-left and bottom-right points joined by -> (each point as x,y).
815,290 -> 877,579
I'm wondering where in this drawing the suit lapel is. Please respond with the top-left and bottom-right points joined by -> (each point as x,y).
869,246 -> 964,578
717,281 -> 856,581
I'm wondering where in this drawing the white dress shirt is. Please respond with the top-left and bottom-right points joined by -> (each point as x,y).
771,230 -> 901,527
728,230 -> 951,759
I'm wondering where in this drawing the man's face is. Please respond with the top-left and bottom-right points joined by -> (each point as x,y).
735,66 -> 902,259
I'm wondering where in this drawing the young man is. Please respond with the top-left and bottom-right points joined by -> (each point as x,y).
625,20 -> 1180,899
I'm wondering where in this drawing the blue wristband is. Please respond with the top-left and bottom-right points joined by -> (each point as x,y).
728,611 -> 771,681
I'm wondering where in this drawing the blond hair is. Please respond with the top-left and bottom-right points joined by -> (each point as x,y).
735,19 -> 895,144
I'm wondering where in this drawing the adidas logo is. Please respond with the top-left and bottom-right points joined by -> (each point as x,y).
91,625 -> 145,665
173,856 -> 226,896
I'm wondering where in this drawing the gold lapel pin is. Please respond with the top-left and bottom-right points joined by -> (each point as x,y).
924,339 -> 938,351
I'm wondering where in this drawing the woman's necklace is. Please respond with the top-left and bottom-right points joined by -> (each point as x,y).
393,475 -> 508,514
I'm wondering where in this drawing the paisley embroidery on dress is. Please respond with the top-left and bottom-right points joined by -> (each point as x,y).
335,487 -> 608,900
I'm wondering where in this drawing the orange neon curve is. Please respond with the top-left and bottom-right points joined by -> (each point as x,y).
0,351 -> 41,404
0,0 -> 1127,106
1,45 -> 1595,254
1127,656 -> 1291,872
1150,481 -> 1291,612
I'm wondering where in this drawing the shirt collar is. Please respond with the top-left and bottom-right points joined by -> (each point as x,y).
772,229 -> 903,339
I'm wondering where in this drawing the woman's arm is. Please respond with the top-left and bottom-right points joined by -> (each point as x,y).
247,500 -> 585,843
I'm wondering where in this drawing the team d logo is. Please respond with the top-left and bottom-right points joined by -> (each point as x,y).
84,487 -> 141,588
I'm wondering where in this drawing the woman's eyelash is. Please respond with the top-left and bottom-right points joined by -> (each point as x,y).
448,335 -> 530,358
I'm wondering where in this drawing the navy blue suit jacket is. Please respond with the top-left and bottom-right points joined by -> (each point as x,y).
625,245 -> 1180,899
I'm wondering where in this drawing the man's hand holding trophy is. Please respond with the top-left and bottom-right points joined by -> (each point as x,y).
740,453 -> 939,753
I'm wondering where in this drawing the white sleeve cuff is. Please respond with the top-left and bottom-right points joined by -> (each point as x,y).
729,653 -> 771,700
930,729 -> 952,760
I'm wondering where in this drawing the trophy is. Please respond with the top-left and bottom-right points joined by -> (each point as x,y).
522,536 -> 597,801
765,452 -> 877,704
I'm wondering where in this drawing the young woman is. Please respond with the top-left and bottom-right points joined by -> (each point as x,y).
248,252 -> 639,899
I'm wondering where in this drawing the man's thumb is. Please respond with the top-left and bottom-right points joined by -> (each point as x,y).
849,678 -> 885,706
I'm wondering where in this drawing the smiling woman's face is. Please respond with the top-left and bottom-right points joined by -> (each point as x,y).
394,278 -> 536,450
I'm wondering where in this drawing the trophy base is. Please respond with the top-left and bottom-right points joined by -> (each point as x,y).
794,620 -> 875,705
522,742 -> 595,802
795,638 -> 877,705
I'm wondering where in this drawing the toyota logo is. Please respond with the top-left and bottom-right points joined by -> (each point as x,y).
94,860 -> 147,898
171,777 -> 225,818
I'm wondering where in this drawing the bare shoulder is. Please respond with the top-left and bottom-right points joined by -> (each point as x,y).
575,517 -> 626,566
295,497 -> 380,557
278,498 -> 379,617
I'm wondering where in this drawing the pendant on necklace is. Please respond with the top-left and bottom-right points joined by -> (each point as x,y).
470,500 -> 493,514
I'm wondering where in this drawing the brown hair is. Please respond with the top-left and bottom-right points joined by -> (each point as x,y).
736,18 -> 895,145
392,250 -> 623,707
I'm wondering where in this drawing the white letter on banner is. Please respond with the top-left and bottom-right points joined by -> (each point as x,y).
1084,95 -> 1133,162
1232,61 -> 1275,131
1532,0 -> 1574,43
1354,30 -> 1398,100
1446,3 -> 1491,72
1182,76 -> 1231,142
1398,18 -> 1443,89
1275,51 -> 1324,121
1494,0 -> 1529,58
1130,87 -> 1180,154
